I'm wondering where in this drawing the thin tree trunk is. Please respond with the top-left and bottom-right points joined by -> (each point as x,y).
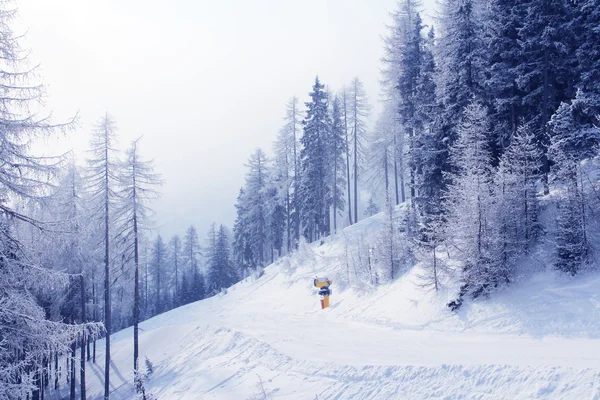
156,244 -> 161,314
145,247 -> 149,318
333,144 -> 338,234
344,91 -> 353,225
393,136 -> 399,205
353,125 -> 358,223
103,120 -> 111,400
542,48 -> 550,195
70,335 -> 76,400
80,275 -> 87,400
133,149 -> 141,374
400,166 -> 406,203
433,244 -> 438,292
174,241 -> 179,306
579,167 -> 588,254
92,270 -> 96,364
384,151 -> 389,194
86,336 -> 91,362
409,127 -> 415,200
292,98 -> 300,247
54,353 -> 59,390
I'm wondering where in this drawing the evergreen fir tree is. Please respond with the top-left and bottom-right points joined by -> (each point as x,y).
150,235 -> 167,314
244,149 -> 268,266
299,76 -> 331,242
517,0 -> 577,193
436,0 -> 488,199
364,197 -> 380,217
348,78 -> 371,222
413,26 -> 443,217
182,226 -> 201,302
207,225 -> 237,295
445,102 -> 502,310
548,96 -> 599,275
329,95 -> 347,234
484,0 -> 525,158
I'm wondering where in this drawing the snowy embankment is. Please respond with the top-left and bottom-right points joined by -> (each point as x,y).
79,213 -> 600,399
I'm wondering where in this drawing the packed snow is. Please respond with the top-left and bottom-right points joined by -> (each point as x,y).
68,213 -> 600,399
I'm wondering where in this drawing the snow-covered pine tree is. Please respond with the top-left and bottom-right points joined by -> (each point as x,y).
207,225 -> 237,295
329,95 -> 347,234
573,0 -> 600,115
413,26 -> 443,217
150,236 -> 167,314
380,192 -> 398,281
516,0 -> 577,194
275,97 -> 303,250
435,0 -> 488,195
114,137 -> 161,372
340,87 -> 355,224
244,149 -> 269,266
445,102 -> 502,310
414,211 -> 446,292
367,103 -> 396,197
264,177 -> 285,262
548,94 -> 600,275
399,12 -> 427,200
494,125 -> 541,269
182,225 -> 202,303
381,0 -> 424,98
86,113 -> 119,399
381,1 -> 423,206
484,0 -> 525,158
168,235 -> 182,306
364,197 -> 380,217
232,188 -> 253,278
299,77 -> 331,242
347,78 -> 371,223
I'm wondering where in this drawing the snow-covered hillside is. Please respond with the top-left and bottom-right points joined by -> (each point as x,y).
76,213 -> 600,399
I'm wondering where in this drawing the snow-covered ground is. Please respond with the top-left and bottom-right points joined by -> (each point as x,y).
69,214 -> 600,399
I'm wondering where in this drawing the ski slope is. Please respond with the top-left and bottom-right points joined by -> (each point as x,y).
80,214 -> 600,399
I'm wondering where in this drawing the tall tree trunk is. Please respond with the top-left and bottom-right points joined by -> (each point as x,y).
344,92 -> 353,225
54,353 -> 58,390
393,136 -> 399,205
292,98 -> 300,248
156,246 -> 161,314
92,270 -> 97,364
133,158 -> 140,374
286,190 -> 291,252
144,246 -> 149,318
70,333 -> 76,400
333,145 -> 338,234
542,48 -> 550,195
80,275 -> 87,400
103,125 -> 111,400
409,128 -> 415,199
353,125 -> 358,223
384,151 -> 389,194
400,171 -> 406,203
86,336 -> 91,362
174,243 -> 178,306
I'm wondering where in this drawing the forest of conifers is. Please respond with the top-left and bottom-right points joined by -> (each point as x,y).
0,0 -> 598,399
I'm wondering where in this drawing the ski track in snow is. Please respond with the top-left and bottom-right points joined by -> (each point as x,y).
52,212 -> 600,399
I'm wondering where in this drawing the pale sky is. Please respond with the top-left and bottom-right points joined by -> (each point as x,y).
18,0 -> 434,240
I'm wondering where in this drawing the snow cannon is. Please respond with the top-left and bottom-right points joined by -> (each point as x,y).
314,277 -> 332,309
314,277 -> 332,289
